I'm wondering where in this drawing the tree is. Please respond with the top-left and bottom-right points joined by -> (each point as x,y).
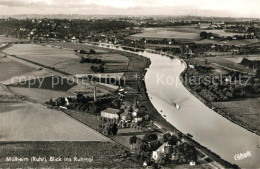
101,123 -> 118,136
162,133 -> 171,143
111,99 -> 121,108
149,140 -> 161,151
143,133 -> 158,143
90,49 -> 96,54
171,39 -> 176,45
178,143 -> 198,162
111,123 -> 118,135
200,31 -> 208,39
49,98 -> 53,106
129,135 -> 137,150
168,135 -> 178,145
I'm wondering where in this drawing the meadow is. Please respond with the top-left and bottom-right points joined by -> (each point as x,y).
3,44 -> 78,66
0,142 -> 139,168
0,35 -> 29,43
0,101 -> 110,141
213,98 -> 260,132
0,57 -> 33,82
127,27 -> 201,41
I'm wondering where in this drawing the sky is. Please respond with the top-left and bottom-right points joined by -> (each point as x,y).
0,0 -> 260,18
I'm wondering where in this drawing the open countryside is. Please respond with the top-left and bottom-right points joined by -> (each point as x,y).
0,12 -> 260,168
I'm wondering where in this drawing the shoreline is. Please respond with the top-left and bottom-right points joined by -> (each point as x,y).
109,45 -> 239,168
179,60 -> 260,137
139,53 -> 239,169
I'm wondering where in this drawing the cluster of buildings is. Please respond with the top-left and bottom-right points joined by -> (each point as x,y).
151,142 -> 196,166
197,22 -> 226,29
101,99 -> 148,124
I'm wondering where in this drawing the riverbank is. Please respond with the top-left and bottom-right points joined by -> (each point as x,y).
180,60 -> 260,137
95,43 -> 242,168
140,54 -> 239,169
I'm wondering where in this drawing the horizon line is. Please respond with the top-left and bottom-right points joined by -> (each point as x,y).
1,14 -> 260,19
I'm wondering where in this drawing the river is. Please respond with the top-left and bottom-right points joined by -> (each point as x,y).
97,44 -> 260,168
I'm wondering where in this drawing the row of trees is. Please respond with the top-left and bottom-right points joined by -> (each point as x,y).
90,65 -> 105,73
100,123 -> 118,136
186,66 -> 260,101
80,57 -> 104,64
50,93 -> 117,114
200,31 -> 255,41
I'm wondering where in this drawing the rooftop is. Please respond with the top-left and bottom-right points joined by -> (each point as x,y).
102,108 -> 120,114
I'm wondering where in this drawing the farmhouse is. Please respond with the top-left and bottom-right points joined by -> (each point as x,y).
211,22 -> 226,29
101,108 -> 121,120
71,36 -> 78,43
198,22 -> 212,29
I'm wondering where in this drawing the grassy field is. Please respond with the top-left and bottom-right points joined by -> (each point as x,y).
63,109 -> 104,131
9,87 -> 74,103
0,95 -> 109,141
127,27 -> 245,42
0,142 -> 139,168
205,29 -> 243,37
213,97 -> 260,132
0,35 -> 29,43
54,53 -> 129,75
46,42 -> 109,53
41,42 -> 130,75
195,39 -> 259,46
127,27 -> 201,41
3,44 -> 78,66
0,57 -> 33,82
8,76 -> 77,91
112,128 -> 152,148
224,55 -> 260,63
1,69 -> 53,85
68,82 -> 110,96
199,56 -> 254,74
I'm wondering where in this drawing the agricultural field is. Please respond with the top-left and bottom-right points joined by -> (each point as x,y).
68,82 -> 111,96
9,87 -> 74,103
213,98 -> 260,132
1,43 -> 118,106
41,42 -> 129,75
54,53 -> 129,74
0,142 -> 139,168
1,69 -> 53,85
127,27 -> 245,42
0,57 -> 33,82
0,35 -> 29,43
127,27 -> 201,41
205,29 -> 243,37
8,76 -> 77,91
195,39 -> 259,46
202,56 -> 255,74
3,44 -> 78,66
46,42 -> 109,53
0,100 -> 110,141
224,55 -> 260,63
